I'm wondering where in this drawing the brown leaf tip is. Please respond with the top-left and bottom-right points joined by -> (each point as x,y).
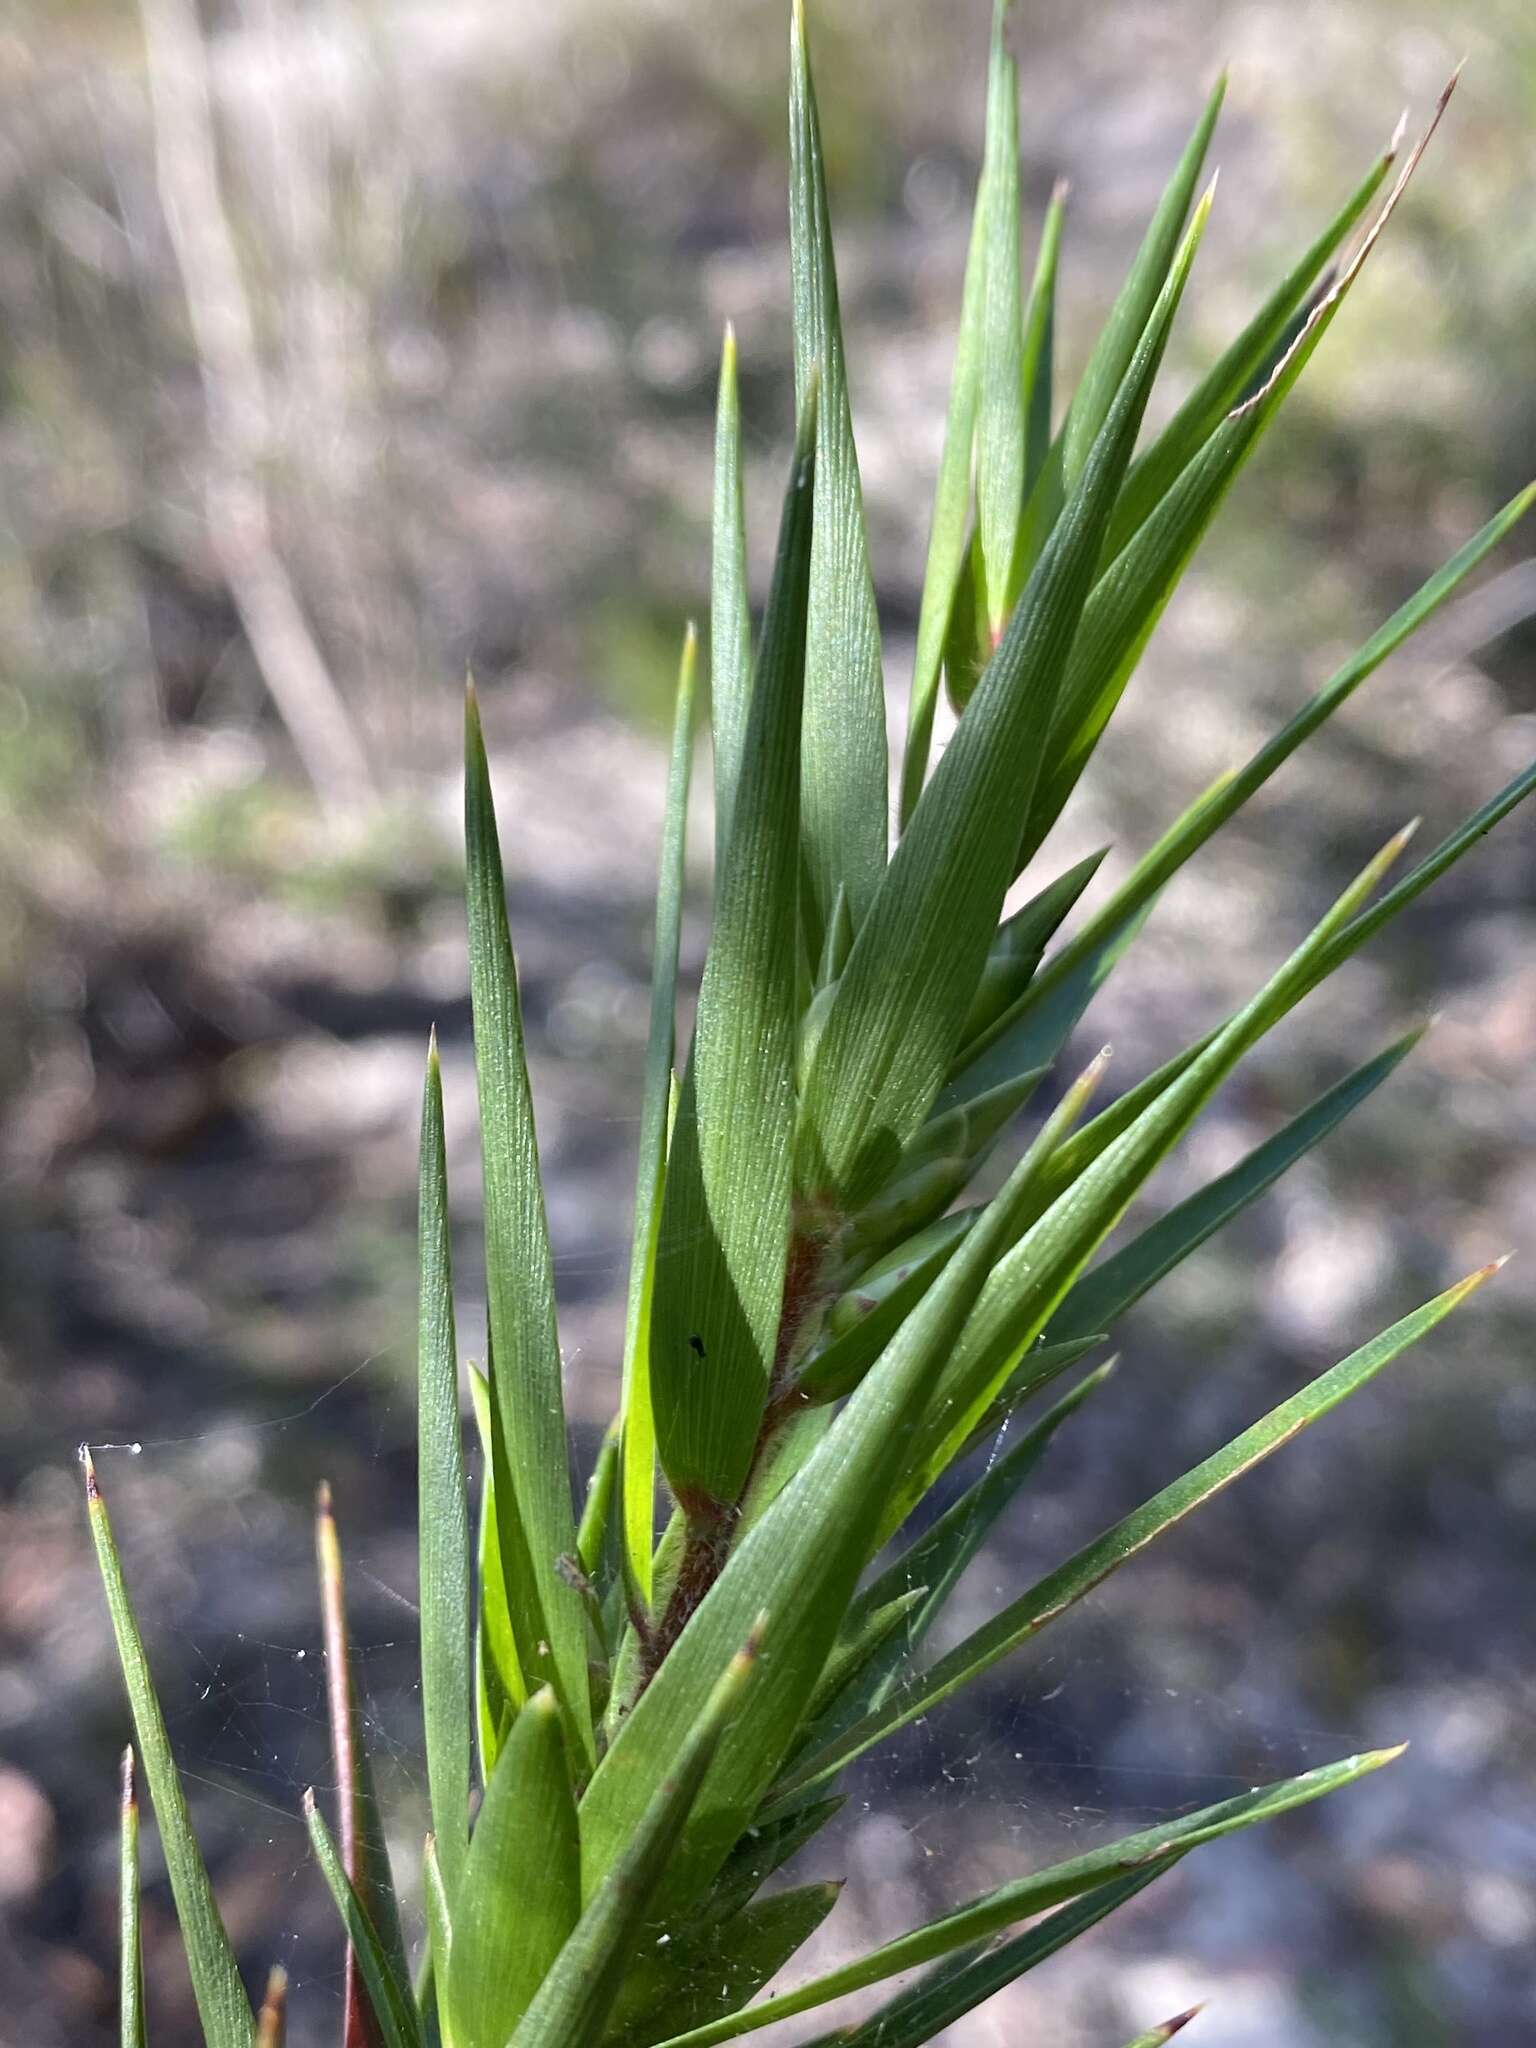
1159,2004 -> 1205,2038
81,1446 -> 100,1501
315,1478 -> 334,1517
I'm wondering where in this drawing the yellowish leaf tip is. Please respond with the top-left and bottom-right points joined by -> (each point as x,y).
1049,175 -> 1070,208
121,1745 -> 136,1809
301,1785 -> 318,1818
1388,109 -> 1409,160
1372,1741 -> 1410,1766
684,618 -> 699,654
316,1478 -> 334,1517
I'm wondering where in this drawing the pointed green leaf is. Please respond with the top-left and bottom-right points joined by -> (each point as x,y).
1062,75 -> 1225,491
421,1837 -> 454,2048
1021,179 -> 1066,500
804,1585 -> 929,1726
842,1063 -> 1047,1266
1020,85 -> 1467,865
995,479 -> 1531,1081
467,1361 -> 522,1786
702,1793 -> 846,1930
464,687 -> 591,1760
942,891 -> 1155,1111
1108,126 -> 1400,555
667,1743 -> 1396,2047
304,1792 -> 423,2048
801,1867 -> 1167,2048
779,1262 -> 1495,1805
119,1749 -> 146,2048
1317,756 -> 1536,988
84,1456 -> 254,2048
649,392 -> 817,1510
417,1036 -> 471,1910
447,1688 -> 578,2048
854,1361 -> 1113,1685
797,188 -> 1212,1217
609,1882 -> 842,2048
975,0 -> 1024,635
1050,1026 -> 1423,1343
899,120 -> 991,826
623,628 -> 699,1605
711,334 -> 752,872
512,1633 -> 761,2048
577,1419 -> 620,1593
789,0 -> 887,939
897,830 -> 1419,1511
957,846 -> 1107,1058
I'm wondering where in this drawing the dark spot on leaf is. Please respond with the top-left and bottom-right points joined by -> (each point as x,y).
689,1333 -> 707,1359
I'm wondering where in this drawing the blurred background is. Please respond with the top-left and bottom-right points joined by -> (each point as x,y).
0,0 -> 1533,2042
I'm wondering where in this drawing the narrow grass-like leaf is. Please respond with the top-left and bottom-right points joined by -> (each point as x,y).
577,1420 -> 620,1594
447,1688 -> 578,2048
806,1868 -> 1171,2048
417,1036 -> 471,1909
622,625 -> 698,1607
957,1334 -> 1110,1457
789,0 -> 887,939
666,1745 -> 1394,2047
711,336 -> 752,872
797,1364 -> 1110,1770
512,1632 -> 761,2048
304,1792 -> 423,2048
464,686 -> 591,1760
857,1362 -> 1113,1674
893,829 -> 1416,1518
797,188 -> 1212,1217
942,892 -> 1155,1110
1050,1027 -> 1423,1343
899,120 -> 991,827
255,1968 -> 287,2048
1061,75 -> 1225,493
804,1586 -> 928,1726
650,392 -> 816,1510
317,1483 -> 407,2048
997,478 -> 1532,1070
958,847 -> 1107,1058
703,1793 -> 846,1928
1106,126 -> 1401,556
1020,179 -> 1066,500
421,1838 -> 454,2048
781,1263 -> 1495,1804
843,1063 -> 1047,1265
119,1748 -> 145,2048
581,1117 -> 1108,1923
1315,757 -> 1536,988
1021,100 -> 1460,869
975,0 -> 1024,635
467,1361 -> 522,1786
84,1455 -> 254,2048
610,1883 -> 842,2048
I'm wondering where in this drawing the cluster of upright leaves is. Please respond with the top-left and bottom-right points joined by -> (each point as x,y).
86,3 -> 1534,2044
